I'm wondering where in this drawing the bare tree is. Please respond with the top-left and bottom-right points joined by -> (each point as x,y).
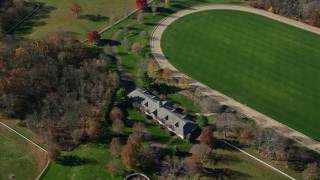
200,96 -> 221,113
302,163 -> 320,180
110,137 -> 122,157
110,15 -> 115,27
139,146 -> 156,171
215,113 -> 240,138
121,37 -> 131,50
48,144 -> 61,161
187,153 -> 202,174
112,119 -> 125,134
239,126 -> 256,146
70,3 -> 83,18
133,122 -> 145,138
107,159 -> 122,177
151,2 -> 157,14
131,43 -> 143,54
137,10 -> 144,23
165,155 -> 183,177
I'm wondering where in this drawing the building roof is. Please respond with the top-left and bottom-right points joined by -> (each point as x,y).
128,88 -> 198,138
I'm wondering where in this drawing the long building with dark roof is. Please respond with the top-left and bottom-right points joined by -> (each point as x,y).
128,88 -> 198,139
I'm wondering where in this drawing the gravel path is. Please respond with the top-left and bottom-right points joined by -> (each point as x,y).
150,5 -> 320,153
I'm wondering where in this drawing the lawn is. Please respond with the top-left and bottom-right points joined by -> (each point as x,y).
40,143 -> 125,180
14,0 -> 137,39
128,109 -> 172,143
168,138 -> 192,153
161,10 -> 320,141
167,93 -> 200,112
201,146 -> 292,180
101,0 -> 244,77
0,125 -> 46,180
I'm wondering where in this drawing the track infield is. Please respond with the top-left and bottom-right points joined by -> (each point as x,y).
161,10 -> 320,141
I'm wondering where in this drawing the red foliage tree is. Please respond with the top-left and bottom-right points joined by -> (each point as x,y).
188,153 -> 202,173
121,143 -> 139,169
136,0 -> 148,10
200,126 -> 214,146
88,30 -> 101,44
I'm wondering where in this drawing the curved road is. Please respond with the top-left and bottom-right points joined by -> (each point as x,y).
150,5 -> 320,153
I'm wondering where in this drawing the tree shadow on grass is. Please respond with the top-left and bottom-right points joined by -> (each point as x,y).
213,140 -> 239,151
201,167 -> 252,179
57,155 -> 99,166
99,39 -> 121,46
81,14 -> 108,22
12,3 -> 56,36
212,153 -> 242,166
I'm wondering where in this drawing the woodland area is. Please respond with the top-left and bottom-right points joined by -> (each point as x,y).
0,33 -> 118,150
247,0 -> 320,26
0,0 -> 34,34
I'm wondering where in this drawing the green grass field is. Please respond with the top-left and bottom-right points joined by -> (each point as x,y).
202,148 -> 291,180
167,93 -> 200,113
40,143 -> 125,180
0,125 -> 42,180
162,10 -> 320,141
14,0 -> 136,39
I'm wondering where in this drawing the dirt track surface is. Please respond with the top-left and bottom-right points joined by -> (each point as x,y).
150,5 -> 320,153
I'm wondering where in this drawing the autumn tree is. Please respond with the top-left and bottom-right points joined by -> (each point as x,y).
196,115 -> 208,128
162,68 -> 172,80
15,47 -> 27,58
302,163 -> 320,180
107,159 -> 122,177
127,132 -> 142,148
70,2 -> 83,18
274,148 -> 288,165
200,126 -> 214,146
88,30 -> 101,44
122,143 -> 139,169
112,119 -> 125,134
187,153 -> 202,173
239,126 -> 256,146
148,60 -> 159,77
136,0 -> 148,10
110,137 -> 122,157
110,107 -> 124,122
133,122 -> 145,138
131,43 -> 143,54
85,118 -> 103,140
178,77 -> 190,89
